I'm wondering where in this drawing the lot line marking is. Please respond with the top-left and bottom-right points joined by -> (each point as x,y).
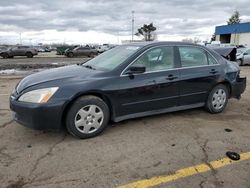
0,94 -> 9,96
118,151 -> 250,188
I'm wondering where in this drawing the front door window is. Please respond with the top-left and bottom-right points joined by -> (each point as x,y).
132,46 -> 174,72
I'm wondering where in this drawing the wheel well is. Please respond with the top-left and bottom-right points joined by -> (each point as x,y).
217,81 -> 232,97
61,93 -> 113,128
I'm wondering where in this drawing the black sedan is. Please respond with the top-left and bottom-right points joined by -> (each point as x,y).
10,42 -> 246,139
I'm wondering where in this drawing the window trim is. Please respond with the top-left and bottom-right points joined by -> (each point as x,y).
121,45 -> 176,76
120,45 -> 219,77
178,46 -> 211,68
133,46 -> 175,73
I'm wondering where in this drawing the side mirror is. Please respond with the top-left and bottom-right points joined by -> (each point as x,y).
126,65 -> 146,74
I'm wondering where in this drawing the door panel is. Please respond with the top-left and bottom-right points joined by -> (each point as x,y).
16,47 -> 23,56
179,65 -> 221,105
178,46 -> 222,105
244,50 -> 250,64
114,71 -> 179,117
113,46 -> 180,117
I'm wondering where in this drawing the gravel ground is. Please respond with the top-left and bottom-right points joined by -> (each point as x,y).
0,65 -> 249,188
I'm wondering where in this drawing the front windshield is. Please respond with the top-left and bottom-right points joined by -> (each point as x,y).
83,45 -> 141,71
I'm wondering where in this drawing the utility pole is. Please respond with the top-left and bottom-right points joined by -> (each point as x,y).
131,10 -> 135,42
19,32 -> 22,45
117,31 -> 120,44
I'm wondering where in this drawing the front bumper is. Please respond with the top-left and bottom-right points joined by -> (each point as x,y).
231,76 -> 246,99
10,98 -> 66,130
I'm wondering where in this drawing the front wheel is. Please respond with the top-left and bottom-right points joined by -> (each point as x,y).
66,96 -> 110,139
2,53 -> 9,59
206,84 -> 229,113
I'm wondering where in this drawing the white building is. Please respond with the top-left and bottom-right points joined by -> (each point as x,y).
215,22 -> 250,46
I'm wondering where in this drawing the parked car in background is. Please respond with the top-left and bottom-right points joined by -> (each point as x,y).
36,47 -> 51,53
56,45 -> 78,55
0,46 -> 38,58
97,44 -> 111,53
65,46 -> 98,57
0,46 -> 8,53
10,42 -> 246,139
236,48 -> 250,65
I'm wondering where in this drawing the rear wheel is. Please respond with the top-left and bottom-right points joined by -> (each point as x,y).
206,84 -> 229,113
26,52 -> 33,58
67,52 -> 74,58
66,96 -> 110,139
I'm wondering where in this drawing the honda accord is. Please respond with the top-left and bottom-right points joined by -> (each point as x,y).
10,42 -> 246,138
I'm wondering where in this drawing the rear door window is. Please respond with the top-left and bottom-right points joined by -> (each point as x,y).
207,53 -> 218,65
179,47 -> 208,67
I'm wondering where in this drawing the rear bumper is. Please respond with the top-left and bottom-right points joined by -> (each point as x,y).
10,98 -> 66,130
231,76 -> 246,99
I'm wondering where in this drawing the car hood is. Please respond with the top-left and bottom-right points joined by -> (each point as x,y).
16,65 -> 99,93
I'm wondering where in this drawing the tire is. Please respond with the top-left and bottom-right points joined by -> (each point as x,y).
26,52 -> 33,58
67,52 -> 74,58
66,95 -> 110,139
237,59 -> 243,66
205,84 -> 229,114
2,53 -> 9,59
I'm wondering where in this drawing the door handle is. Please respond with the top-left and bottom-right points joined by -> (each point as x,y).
166,74 -> 178,81
209,69 -> 218,74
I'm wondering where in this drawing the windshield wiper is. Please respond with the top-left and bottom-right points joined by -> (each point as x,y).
83,65 -> 96,70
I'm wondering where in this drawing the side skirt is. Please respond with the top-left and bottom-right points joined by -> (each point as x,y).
113,102 -> 205,122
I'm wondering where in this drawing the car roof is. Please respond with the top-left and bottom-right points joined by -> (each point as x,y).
17,46 -> 30,48
125,41 -> 202,48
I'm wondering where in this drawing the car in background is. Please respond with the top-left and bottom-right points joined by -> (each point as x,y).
236,48 -> 250,65
0,46 -> 38,58
97,44 -> 111,53
10,42 -> 246,139
0,46 -> 8,53
37,47 -> 51,53
65,46 -> 98,58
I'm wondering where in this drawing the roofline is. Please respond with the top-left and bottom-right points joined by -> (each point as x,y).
123,41 -> 200,47
215,22 -> 250,35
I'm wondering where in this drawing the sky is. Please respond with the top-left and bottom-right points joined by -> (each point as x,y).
0,0 -> 250,45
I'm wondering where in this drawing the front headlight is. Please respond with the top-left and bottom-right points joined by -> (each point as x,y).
18,87 -> 58,103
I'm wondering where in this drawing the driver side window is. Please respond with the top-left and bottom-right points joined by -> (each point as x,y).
133,46 -> 174,72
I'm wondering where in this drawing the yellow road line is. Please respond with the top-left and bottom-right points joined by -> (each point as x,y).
118,151 -> 250,188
